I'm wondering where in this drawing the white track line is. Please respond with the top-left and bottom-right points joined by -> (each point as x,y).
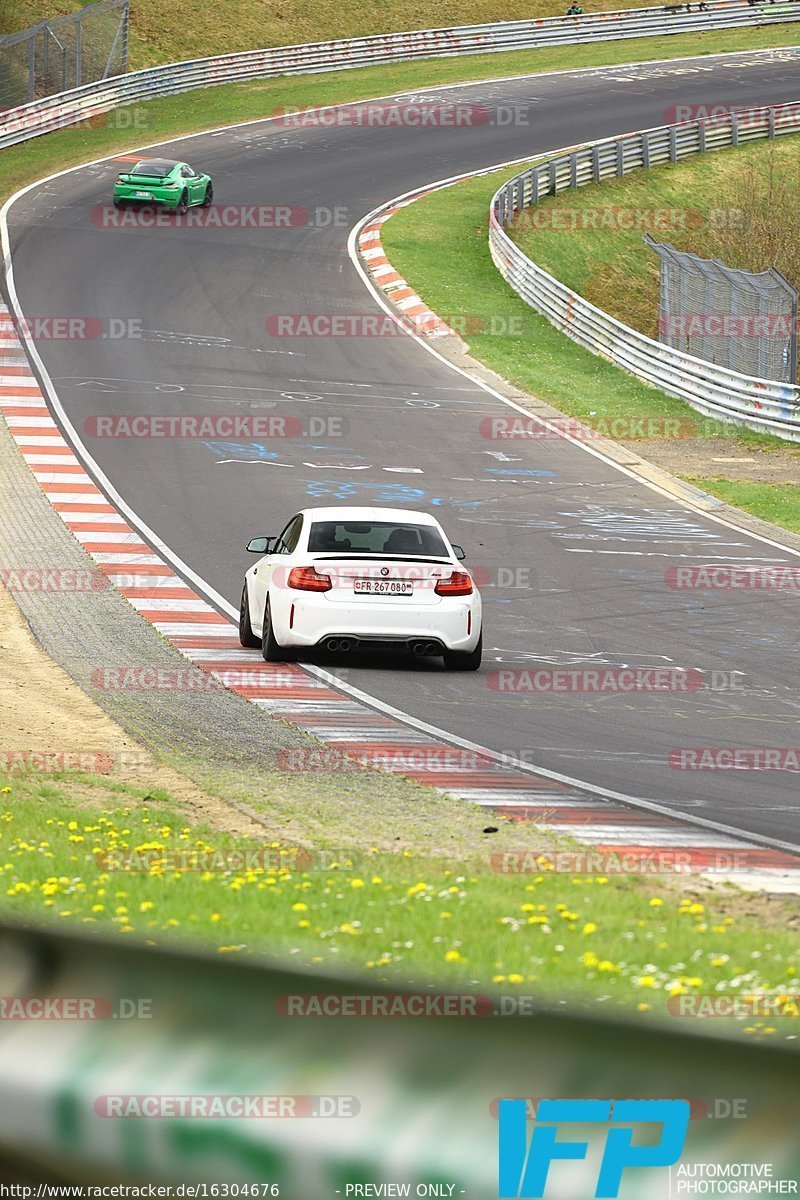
2,50 -> 800,860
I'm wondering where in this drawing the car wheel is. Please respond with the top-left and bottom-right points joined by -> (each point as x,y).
261,597 -> 292,662
113,199 -> 124,209
443,632 -> 482,672
202,183 -> 213,207
176,190 -> 188,216
238,584 -> 260,648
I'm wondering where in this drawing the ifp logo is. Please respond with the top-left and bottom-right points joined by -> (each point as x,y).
498,1098 -> 689,1198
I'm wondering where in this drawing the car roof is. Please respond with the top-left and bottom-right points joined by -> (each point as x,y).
299,506 -> 440,526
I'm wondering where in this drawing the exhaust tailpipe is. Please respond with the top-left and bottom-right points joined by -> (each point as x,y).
325,638 -> 340,652
412,640 -> 440,656
338,638 -> 354,653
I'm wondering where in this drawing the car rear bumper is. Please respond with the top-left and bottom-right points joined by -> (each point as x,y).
273,592 -> 480,652
113,188 -> 180,207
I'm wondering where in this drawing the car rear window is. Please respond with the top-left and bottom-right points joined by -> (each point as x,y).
131,160 -> 175,178
308,521 -> 448,556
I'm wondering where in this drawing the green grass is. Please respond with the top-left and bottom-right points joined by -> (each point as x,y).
684,478 -> 800,532
513,134 -> 800,340
2,0 -> 797,69
382,155 -> 771,438
2,772 -> 798,1037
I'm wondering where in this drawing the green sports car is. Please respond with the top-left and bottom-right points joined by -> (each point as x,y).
113,158 -> 213,214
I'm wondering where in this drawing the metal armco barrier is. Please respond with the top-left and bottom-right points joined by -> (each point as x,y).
2,1 -> 800,148
490,103 -> 800,440
0,921 -> 798,1189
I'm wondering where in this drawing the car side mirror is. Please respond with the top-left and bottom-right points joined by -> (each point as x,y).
451,544 -> 466,561
246,536 -> 274,554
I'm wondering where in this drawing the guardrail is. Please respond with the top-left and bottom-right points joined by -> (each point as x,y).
0,920 -> 799,1187
489,103 -> 800,440
2,0 -> 800,149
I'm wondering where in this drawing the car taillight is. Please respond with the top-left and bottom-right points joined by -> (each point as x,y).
115,177 -> 126,184
287,565 -> 332,592
435,571 -> 473,596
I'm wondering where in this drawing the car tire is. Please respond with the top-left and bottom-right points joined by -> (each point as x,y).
113,199 -> 124,208
443,632 -> 482,672
238,585 -> 260,648
202,183 -> 213,207
176,190 -> 188,216
261,597 -> 292,662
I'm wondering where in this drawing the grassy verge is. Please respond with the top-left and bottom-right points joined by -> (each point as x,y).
513,134 -> 800,342
2,771 -> 798,1038
685,478 -> 800,532
3,25 -> 800,208
1,0 -> 795,69
381,156 -> 763,437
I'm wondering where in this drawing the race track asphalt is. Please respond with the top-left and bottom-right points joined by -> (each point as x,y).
6,46 -> 800,843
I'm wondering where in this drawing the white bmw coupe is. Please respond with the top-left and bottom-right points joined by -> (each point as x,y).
239,506 -> 482,670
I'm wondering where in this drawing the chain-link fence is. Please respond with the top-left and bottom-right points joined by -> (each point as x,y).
0,0 -> 128,111
645,234 -> 798,384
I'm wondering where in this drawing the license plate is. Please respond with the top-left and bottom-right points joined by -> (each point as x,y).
134,191 -> 151,198
354,579 -> 413,595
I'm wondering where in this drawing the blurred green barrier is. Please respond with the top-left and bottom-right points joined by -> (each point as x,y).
0,921 -> 797,1196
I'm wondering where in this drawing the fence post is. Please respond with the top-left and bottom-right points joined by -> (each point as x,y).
27,33 -> 35,103
592,144 -> 601,182
731,110 -> 739,147
642,132 -> 651,169
697,120 -> 705,153
548,159 -> 559,195
75,13 -> 82,88
121,0 -> 129,72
